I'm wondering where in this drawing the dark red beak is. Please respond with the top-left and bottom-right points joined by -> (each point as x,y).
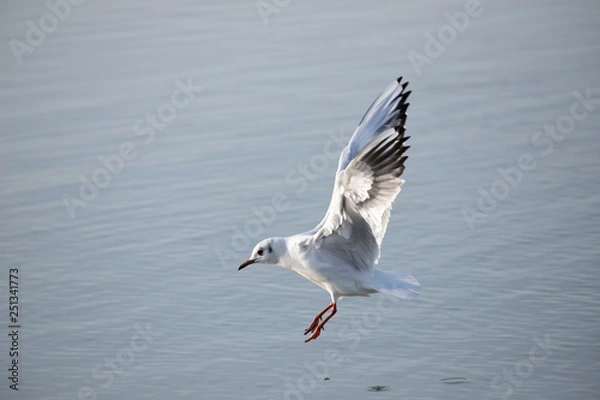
238,259 -> 256,270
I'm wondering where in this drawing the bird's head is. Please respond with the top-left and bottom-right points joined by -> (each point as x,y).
238,238 -> 283,270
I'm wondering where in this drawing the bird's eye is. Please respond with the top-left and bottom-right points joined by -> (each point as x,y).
257,249 -> 264,256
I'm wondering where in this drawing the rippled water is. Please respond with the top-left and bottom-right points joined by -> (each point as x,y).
1,1 -> 599,399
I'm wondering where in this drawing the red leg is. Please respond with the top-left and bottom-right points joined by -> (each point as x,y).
304,303 -> 334,335
305,303 -> 337,343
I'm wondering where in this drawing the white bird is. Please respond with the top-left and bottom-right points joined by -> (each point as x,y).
239,76 -> 420,342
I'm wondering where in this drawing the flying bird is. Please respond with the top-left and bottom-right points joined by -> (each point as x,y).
239,76 -> 420,342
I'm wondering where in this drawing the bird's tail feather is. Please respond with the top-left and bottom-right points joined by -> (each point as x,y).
372,269 -> 421,299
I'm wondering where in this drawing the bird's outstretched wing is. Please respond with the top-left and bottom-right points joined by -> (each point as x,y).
308,77 -> 411,271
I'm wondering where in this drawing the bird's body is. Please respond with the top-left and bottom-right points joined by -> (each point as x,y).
272,235 -> 377,298
239,76 -> 420,342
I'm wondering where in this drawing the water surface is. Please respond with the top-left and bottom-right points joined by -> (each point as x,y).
0,1 -> 599,399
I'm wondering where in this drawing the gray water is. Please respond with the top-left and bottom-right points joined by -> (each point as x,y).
1,1 -> 599,399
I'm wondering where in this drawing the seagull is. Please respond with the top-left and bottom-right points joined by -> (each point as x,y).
239,76 -> 420,342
